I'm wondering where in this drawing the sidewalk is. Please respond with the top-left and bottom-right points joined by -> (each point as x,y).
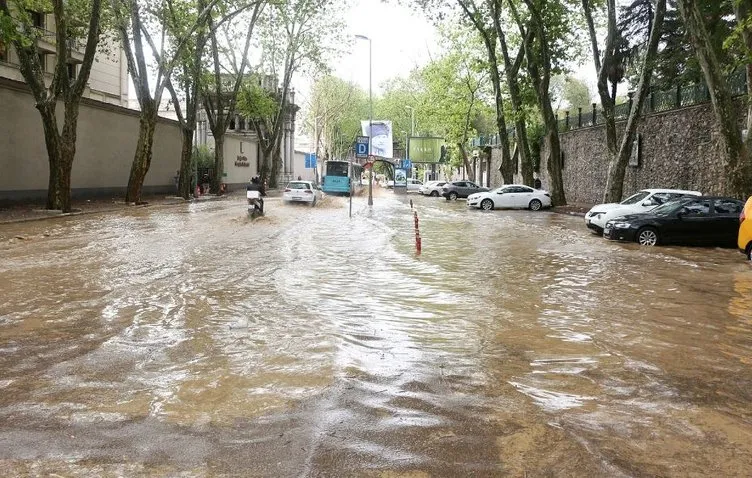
0,188 -> 287,225
552,204 -> 593,217
0,193 -> 218,225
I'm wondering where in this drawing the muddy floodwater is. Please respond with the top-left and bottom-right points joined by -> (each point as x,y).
1,191 -> 751,477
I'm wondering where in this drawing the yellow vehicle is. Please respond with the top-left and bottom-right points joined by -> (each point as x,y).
738,196 -> 752,259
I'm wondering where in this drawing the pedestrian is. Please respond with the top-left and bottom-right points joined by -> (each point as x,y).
534,175 -> 542,190
297,175 -> 302,180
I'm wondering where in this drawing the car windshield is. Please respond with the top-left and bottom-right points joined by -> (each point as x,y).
287,182 -> 310,190
649,198 -> 691,216
620,191 -> 650,205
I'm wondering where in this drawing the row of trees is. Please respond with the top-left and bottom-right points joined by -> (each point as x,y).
0,0 -> 344,212
305,26 -> 500,180
380,0 -> 752,205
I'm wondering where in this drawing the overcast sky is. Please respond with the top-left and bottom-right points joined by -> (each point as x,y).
294,0 -> 440,109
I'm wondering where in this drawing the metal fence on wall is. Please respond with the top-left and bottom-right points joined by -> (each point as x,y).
470,70 -> 748,148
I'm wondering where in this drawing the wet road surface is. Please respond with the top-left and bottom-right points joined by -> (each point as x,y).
1,191 -> 752,477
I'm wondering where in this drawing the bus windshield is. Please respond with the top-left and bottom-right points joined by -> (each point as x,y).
326,162 -> 349,177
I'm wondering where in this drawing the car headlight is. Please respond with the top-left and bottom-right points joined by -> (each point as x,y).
609,221 -> 632,229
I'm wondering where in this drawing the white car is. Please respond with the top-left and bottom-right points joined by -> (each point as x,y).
585,188 -> 702,234
283,180 -> 321,206
407,178 -> 423,193
467,184 -> 552,211
419,181 -> 447,196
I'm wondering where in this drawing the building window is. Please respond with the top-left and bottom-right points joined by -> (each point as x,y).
28,10 -> 45,29
67,63 -> 77,81
240,142 -> 244,153
239,116 -> 246,131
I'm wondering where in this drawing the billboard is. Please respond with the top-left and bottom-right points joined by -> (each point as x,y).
394,168 -> 407,187
361,120 -> 393,159
409,137 -> 445,163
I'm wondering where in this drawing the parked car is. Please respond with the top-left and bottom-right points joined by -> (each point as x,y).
585,188 -> 702,234
738,196 -> 752,259
441,181 -> 489,200
603,196 -> 744,247
406,178 -> 423,193
467,185 -> 552,211
283,180 -> 321,206
419,181 -> 447,197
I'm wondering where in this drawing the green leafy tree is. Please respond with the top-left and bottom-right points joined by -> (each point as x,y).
677,0 -> 752,199
509,0 -> 579,205
0,0 -> 104,212
110,0 -> 222,203
305,75 -> 368,162
582,0 -> 667,203
202,1 -> 265,192
240,0 -> 346,188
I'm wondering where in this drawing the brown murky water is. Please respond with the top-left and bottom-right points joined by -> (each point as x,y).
1,192 -> 751,477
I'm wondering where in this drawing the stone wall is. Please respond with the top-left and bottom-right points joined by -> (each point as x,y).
0,78 -> 182,202
538,101 -> 733,205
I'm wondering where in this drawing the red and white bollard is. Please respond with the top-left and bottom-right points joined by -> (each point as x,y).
414,211 -> 421,255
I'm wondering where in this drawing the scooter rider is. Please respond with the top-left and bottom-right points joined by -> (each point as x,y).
247,177 -> 264,215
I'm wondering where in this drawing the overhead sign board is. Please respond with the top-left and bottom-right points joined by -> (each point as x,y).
409,137 -> 445,163
355,136 -> 369,159
361,121 -> 393,158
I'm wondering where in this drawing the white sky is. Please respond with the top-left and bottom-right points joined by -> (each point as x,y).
294,0 -> 440,109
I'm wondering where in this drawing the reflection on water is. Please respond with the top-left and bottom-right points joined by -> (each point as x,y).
0,194 -> 751,476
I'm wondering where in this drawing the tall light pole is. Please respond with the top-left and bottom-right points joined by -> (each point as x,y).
405,106 -> 415,137
405,106 -> 415,178
356,34 -> 373,206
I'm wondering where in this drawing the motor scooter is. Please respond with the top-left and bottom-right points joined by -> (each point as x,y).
247,188 -> 264,219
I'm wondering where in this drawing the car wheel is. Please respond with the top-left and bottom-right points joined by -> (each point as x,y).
481,198 -> 494,211
449,191 -> 458,200
430,190 -> 439,197
637,227 -> 659,246
529,199 -> 543,211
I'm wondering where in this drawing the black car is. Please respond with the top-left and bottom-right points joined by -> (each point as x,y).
441,181 -> 489,200
603,196 -> 744,247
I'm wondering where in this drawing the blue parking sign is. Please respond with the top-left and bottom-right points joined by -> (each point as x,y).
355,136 -> 369,159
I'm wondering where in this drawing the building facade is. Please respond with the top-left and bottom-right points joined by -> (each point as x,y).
196,80 -> 303,188
0,11 -> 130,106
0,9 -> 182,203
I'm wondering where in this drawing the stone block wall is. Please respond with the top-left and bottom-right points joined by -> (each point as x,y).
538,101 -> 734,205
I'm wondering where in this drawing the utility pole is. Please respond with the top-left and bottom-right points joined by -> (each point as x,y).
356,34 -> 373,206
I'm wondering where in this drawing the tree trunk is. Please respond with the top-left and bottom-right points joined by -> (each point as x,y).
270,144 -> 282,189
126,108 -> 157,204
260,143 -> 273,188
458,142 -> 475,179
521,0 -> 566,205
734,0 -> 752,155
603,0 -> 666,203
38,104 -> 63,210
213,134 -> 225,192
178,129 -> 194,199
679,0 -> 752,198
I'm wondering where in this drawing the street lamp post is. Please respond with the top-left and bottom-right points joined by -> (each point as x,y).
405,106 -> 415,178
356,34 -> 373,206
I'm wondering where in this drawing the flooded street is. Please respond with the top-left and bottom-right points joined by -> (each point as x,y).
1,191 -> 751,477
